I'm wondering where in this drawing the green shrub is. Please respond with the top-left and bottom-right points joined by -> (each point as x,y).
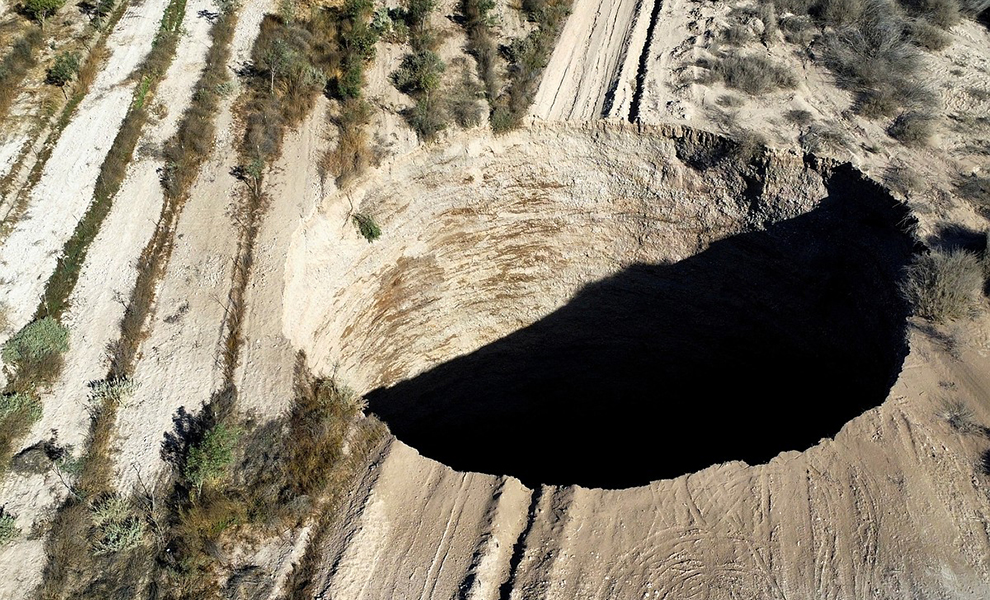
352,212 -> 381,241
91,494 -> 145,555
0,393 -> 42,423
2,317 -> 69,369
391,50 -> 445,94
46,52 -> 80,88
0,510 -> 19,546
901,248 -> 984,321
185,423 -> 242,494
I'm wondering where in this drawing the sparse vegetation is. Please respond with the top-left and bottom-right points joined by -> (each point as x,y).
491,0 -> 572,131
902,248 -> 984,321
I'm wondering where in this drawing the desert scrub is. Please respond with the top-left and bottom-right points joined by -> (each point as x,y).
0,509 -> 19,546
352,212 -> 381,241
91,494 -> 145,554
901,248 -> 984,321
318,0 -> 379,185
185,423 -> 242,495
23,0 -> 66,28
391,0 -> 451,139
702,53 -> 796,95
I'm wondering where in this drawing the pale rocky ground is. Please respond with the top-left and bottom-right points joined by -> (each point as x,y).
0,0 -> 988,596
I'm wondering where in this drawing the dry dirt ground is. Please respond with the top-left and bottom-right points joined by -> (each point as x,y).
0,0 -> 989,596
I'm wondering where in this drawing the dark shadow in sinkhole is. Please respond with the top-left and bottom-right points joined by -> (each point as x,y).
366,168 -> 917,489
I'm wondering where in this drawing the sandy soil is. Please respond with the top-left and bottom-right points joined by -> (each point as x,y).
0,0 -> 220,595
112,0 -> 274,492
301,319 -> 990,599
0,0 -> 171,349
531,0 -> 990,231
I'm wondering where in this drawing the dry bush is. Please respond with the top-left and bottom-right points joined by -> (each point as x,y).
888,111 -> 937,145
815,0 -> 866,26
955,175 -> 990,217
448,66 -> 486,127
799,122 -> 848,153
785,108 -> 813,126
717,94 -> 745,107
884,163 -> 923,196
324,98 -> 374,187
721,24 -> 754,45
462,0 -> 500,111
779,14 -> 817,44
856,86 -> 901,118
901,248 -> 984,321
0,393 -> 42,474
705,53 -> 796,94
899,0 -> 961,27
937,399 -> 984,434
907,18 -> 952,49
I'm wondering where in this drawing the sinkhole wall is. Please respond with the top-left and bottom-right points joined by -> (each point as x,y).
284,122 -> 915,487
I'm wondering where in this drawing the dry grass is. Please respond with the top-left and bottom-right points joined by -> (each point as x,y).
901,248 -> 985,321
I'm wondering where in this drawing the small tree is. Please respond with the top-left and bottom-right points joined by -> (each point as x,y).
260,38 -> 291,94
46,52 -> 79,98
23,0 -> 65,27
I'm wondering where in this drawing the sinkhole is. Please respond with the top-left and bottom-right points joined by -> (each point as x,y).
286,126 -> 917,489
